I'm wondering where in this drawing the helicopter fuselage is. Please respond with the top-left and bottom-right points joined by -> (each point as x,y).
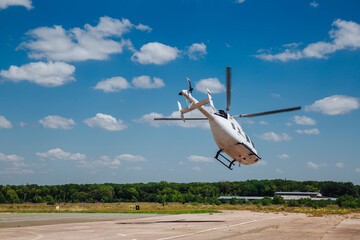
154,68 -> 300,170
180,89 -> 260,166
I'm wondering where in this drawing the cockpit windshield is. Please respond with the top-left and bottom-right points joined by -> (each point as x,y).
215,110 -> 228,119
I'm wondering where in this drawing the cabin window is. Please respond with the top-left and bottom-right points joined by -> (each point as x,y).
246,134 -> 250,142
237,127 -> 241,134
214,110 -> 228,119
231,123 -> 235,130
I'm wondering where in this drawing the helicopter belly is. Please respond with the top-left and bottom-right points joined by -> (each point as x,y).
210,119 -> 260,165
226,143 -> 260,165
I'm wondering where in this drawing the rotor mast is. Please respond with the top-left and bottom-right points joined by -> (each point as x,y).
226,67 -> 231,113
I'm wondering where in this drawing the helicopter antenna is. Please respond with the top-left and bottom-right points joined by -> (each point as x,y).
226,67 -> 231,113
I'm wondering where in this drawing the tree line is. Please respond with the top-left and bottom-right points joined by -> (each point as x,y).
1,179 -> 359,205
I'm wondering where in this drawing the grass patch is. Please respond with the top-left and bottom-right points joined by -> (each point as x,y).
0,209 -> 219,214
0,203 -> 220,214
1,202 -> 359,216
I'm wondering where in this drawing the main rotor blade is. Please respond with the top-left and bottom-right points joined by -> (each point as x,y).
226,67 -> 231,112
154,117 -> 207,120
236,106 -> 301,118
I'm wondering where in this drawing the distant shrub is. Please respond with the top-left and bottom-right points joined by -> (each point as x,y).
262,196 -> 271,206
45,195 -> 55,205
298,198 -> 312,206
32,195 -> 43,203
317,200 -> 330,208
287,200 -> 299,207
238,199 -> 247,204
272,195 -> 285,205
337,195 -> 357,208
230,197 -> 237,205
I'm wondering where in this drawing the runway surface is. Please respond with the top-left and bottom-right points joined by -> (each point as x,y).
0,211 -> 359,239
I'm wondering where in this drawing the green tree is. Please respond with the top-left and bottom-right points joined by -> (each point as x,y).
304,185 -> 320,193
45,195 -> 55,205
336,195 -> 357,208
0,192 -> 6,203
5,188 -> 20,203
32,195 -> 43,203
272,195 -> 285,205
287,200 -> 299,207
262,196 -> 271,206
72,192 -> 88,202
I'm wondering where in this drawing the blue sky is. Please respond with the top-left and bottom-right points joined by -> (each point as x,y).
0,0 -> 359,185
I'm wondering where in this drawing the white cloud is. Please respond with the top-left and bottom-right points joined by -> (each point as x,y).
355,168 -> 360,173
0,152 -> 24,162
135,23 -> 152,32
19,16 -> 148,62
305,95 -> 359,115
77,155 -> 121,169
187,43 -> 207,60
239,119 -> 255,125
235,0 -> 246,3
277,154 -> 290,159
36,148 -> 86,161
187,155 -> 214,163
306,161 -> 327,170
257,160 -> 267,166
0,61 -> 75,87
39,115 -> 76,129
132,76 -> 165,89
94,77 -> 131,93
0,116 -> 12,129
295,128 -> 320,135
0,0 -> 33,10
78,154 -> 146,170
0,168 -> 34,175
195,78 -> 225,94
192,166 -> 201,171
256,49 -> 303,62
255,132 -> 292,142
83,113 -> 127,131
116,154 -> 146,162
127,166 -> 142,171
131,42 -> 179,65
0,152 -> 35,173
178,161 -> 184,166
19,122 -> 27,127
270,93 -> 281,98
259,120 -> 269,125
134,107 -> 211,130
256,19 -> 360,61
275,168 -> 283,174
134,112 -> 164,127
293,116 -> 316,125
336,162 -> 344,168
309,1 -> 319,8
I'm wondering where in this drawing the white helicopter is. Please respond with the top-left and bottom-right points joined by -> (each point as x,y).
155,67 -> 301,170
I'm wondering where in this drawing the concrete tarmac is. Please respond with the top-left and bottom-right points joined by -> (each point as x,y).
0,211 -> 359,239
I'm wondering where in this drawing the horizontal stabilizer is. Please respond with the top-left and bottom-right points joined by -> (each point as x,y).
180,98 -> 210,114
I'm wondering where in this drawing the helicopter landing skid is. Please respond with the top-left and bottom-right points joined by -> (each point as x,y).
215,149 -> 237,170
